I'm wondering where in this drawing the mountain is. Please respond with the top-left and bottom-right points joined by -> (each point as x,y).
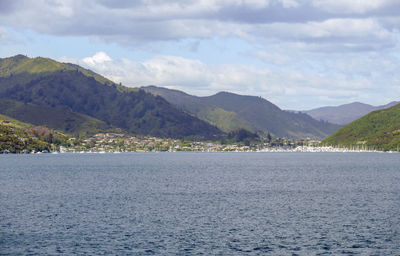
142,86 -> 255,133
143,86 -> 340,140
304,101 -> 399,125
0,55 -> 223,139
0,54 -> 114,85
202,92 -> 340,139
323,103 -> 400,151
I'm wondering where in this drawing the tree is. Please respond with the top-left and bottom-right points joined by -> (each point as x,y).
267,132 -> 272,143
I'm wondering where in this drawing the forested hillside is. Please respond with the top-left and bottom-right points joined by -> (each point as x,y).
144,86 -> 340,140
0,55 -> 223,139
323,104 -> 400,151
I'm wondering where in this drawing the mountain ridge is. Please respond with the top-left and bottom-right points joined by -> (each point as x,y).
0,55 -> 224,140
303,101 -> 399,125
143,86 -> 340,140
142,86 -> 256,133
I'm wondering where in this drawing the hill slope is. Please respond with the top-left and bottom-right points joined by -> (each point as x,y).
0,55 -> 223,139
323,103 -> 400,151
304,101 -> 399,125
143,86 -> 340,140
0,99 -> 113,137
142,86 -> 255,133
203,92 -> 340,139
0,115 -> 63,153
0,54 -> 114,85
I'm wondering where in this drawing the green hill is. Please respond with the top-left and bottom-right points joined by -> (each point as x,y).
0,123 -> 51,153
0,114 -> 62,153
0,54 -> 114,85
202,92 -> 340,139
323,104 -> 400,151
0,99 -> 114,137
142,86 -> 255,133
0,113 -> 32,129
143,86 -> 340,140
0,55 -> 224,140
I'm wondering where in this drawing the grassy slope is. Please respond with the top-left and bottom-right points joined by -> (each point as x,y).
0,55 -> 114,85
0,113 -> 32,129
323,104 -> 400,151
204,107 -> 255,132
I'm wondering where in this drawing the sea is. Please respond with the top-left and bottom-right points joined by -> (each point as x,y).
1,152 -> 399,255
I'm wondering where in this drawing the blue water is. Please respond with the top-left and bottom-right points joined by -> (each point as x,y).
1,152 -> 400,255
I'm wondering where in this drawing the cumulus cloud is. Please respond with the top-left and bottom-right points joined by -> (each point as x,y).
311,0 -> 397,14
0,0 -> 399,51
3,1 -> 400,108
62,52 -> 399,109
82,51 -> 112,66
253,17 -> 397,51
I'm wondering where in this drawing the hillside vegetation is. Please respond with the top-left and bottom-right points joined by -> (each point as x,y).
0,115 -> 69,153
143,86 -> 340,140
323,104 -> 400,151
0,55 -> 224,140
0,99 -> 113,137
142,86 -> 255,133
0,54 -> 114,85
203,92 -> 340,139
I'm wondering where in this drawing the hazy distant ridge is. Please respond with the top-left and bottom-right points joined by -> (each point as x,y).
304,101 -> 399,125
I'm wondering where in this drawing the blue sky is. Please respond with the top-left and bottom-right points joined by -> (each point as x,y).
1,0 -> 400,110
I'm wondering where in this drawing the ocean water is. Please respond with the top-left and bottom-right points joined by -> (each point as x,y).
1,152 -> 400,255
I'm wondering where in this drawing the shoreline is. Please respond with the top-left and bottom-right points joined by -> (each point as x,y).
2,146 -> 396,154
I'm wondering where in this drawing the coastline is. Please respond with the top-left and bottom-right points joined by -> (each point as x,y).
5,146 -> 393,154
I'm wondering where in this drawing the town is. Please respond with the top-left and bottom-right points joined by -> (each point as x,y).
58,132 -> 381,153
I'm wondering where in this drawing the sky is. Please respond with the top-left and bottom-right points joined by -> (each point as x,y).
0,0 -> 400,110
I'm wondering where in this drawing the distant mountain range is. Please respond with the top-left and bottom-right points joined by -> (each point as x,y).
143,86 -> 340,139
303,101 -> 399,125
324,103 -> 400,151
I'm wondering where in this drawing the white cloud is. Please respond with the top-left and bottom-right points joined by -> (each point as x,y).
3,1 -> 400,108
1,0 -> 399,51
67,52 -> 396,109
251,17 -> 398,52
311,0 -> 395,14
82,51 -> 112,65
51,0 -> 75,17
309,18 -> 387,38
0,26 -> 10,41
257,18 -> 390,40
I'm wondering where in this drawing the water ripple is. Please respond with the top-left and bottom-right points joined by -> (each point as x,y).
1,152 -> 400,255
